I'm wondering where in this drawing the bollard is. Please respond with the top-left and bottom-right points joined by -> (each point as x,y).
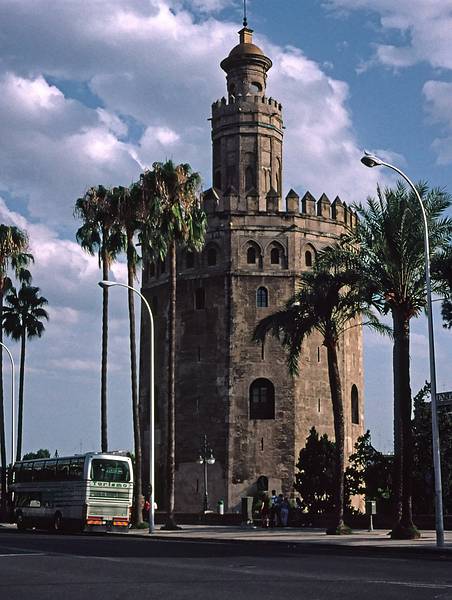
365,500 -> 377,531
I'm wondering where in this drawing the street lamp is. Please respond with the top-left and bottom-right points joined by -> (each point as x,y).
197,434 -> 215,513
361,151 -> 445,547
98,280 -> 155,534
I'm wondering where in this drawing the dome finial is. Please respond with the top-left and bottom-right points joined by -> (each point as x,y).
243,0 -> 248,27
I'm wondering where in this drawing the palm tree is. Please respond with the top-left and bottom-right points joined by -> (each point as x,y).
74,186 -> 124,453
115,184 -> 145,526
253,266 -> 384,534
431,247 -> 452,327
141,161 -> 206,530
332,182 -> 452,538
0,225 -> 33,511
3,284 -> 48,461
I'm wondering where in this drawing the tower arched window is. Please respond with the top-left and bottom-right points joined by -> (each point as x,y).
195,288 -> 205,310
247,246 -> 257,264
249,379 -> 275,420
305,250 -> 313,267
256,287 -> 268,308
207,247 -> 217,266
351,385 -> 359,424
245,166 -> 255,191
270,247 -> 280,265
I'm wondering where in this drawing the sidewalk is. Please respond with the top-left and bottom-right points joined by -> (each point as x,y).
126,524 -> 452,557
1,521 -> 451,556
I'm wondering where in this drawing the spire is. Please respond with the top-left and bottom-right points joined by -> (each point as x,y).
243,0 -> 248,27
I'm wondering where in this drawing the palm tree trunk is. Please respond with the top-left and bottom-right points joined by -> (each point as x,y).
325,337 -> 348,534
100,253 -> 109,453
392,309 -> 404,526
127,247 -> 143,526
0,285 -> 6,513
16,329 -> 26,462
392,310 -> 418,538
163,241 -> 179,529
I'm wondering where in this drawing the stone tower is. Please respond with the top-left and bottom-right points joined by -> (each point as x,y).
139,25 -> 364,512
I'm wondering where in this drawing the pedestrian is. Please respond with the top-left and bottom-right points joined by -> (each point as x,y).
142,497 -> 151,522
260,494 -> 270,528
270,489 -> 278,527
275,493 -> 284,527
280,496 -> 290,527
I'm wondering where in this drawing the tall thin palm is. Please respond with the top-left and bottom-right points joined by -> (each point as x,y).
331,182 -> 452,538
74,186 -> 124,452
3,284 -> 48,461
141,161 -> 206,530
254,266 -> 384,533
0,225 -> 33,510
116,184 -> 144,526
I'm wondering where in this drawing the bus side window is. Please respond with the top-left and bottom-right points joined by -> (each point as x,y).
56,460 -> 70,481
22,462 -> 33,483
69,458 -> 84,480
43,460 -> 56,481
33,462 -> 44,482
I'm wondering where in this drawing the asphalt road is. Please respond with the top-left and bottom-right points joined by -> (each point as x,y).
0,529 -> 451,600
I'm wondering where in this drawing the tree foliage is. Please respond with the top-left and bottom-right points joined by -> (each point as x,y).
345,431 -> 393,515
431,246 -> 452,328
412,383 -> 452,514
294,427 -> 336,514
22,449 -> 50,460
3,283 -> 49,461
141,161 -> 206,530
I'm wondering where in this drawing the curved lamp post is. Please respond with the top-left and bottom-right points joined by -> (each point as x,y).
98,280 -> 155,534
361,151 -> 445,547
198,434 -> 215,513
0,342 -> 15,466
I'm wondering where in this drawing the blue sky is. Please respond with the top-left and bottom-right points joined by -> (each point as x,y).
0,0 -> 451,458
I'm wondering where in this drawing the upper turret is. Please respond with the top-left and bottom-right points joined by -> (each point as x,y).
211,24 -> 283,208
220,27 -> 272,101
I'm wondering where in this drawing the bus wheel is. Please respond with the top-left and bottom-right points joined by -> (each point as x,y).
51,512 -> 63,533
16,513 -> 26,532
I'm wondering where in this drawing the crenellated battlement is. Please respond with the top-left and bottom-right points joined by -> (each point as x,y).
212,95 -> 283,113
202,187 -> 357,228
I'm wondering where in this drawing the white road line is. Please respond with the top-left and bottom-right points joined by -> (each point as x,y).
0,553 -> 45,557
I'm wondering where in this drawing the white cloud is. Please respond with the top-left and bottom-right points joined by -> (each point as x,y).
325,0 -> 452,71
0,72 -> 140,226
187,0 -> 234,11
423,80 -> 452,165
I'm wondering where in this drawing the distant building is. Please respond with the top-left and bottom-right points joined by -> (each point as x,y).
139,24 -> 364,512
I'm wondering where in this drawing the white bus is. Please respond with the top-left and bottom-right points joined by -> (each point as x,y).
10,452 -> 133,532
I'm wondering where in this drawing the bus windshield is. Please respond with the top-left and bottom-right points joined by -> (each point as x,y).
90,459 -> 130,483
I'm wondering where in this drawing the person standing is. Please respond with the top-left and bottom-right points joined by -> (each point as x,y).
270,490 -> 278,527
280,497 -> 290,527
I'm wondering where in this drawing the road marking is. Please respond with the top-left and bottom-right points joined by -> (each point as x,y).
0,553 -> 45,557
